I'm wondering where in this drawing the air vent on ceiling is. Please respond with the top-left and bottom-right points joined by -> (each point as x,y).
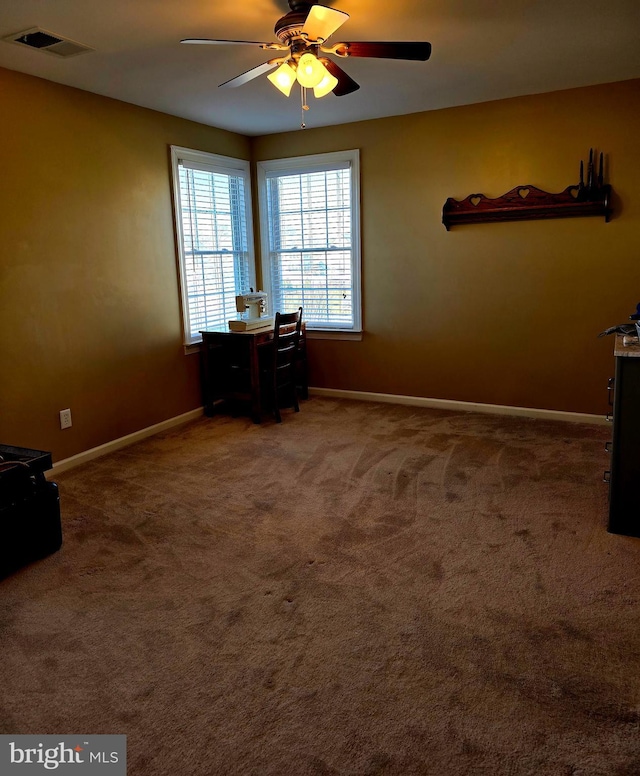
2,27 -> 93,58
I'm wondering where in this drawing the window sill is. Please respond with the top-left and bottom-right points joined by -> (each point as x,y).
306,330 -> 363,342
184,342 -> 202,355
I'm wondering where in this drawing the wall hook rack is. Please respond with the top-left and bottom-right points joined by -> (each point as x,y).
442,150 -> 612,230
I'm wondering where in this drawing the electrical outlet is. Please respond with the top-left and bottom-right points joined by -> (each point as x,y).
59,408 -> 72,429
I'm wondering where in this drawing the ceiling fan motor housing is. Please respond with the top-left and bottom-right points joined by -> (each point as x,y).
288,0 -> 318,11
274,11 -> 309,43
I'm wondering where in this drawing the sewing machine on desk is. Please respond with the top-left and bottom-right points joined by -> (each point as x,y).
228,291 -> 274,332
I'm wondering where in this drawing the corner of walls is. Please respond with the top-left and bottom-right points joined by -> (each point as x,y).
0,66 -> 250,462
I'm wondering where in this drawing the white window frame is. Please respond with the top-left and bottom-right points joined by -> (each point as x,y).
257,149 -> 362,337
170,146 -> 256,346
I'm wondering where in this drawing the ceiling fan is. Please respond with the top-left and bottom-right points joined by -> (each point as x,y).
181,0 -> 432,101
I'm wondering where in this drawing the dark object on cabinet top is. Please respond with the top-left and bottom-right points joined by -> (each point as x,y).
599,324 -> 637,338
0,444 -> 52,490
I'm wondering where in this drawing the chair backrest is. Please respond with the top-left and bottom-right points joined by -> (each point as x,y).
272,308 -> 303,380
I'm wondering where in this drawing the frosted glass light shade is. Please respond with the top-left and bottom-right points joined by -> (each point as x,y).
313,71 -> 338,98
296,53 -> 327,89
267,62 -> 297,96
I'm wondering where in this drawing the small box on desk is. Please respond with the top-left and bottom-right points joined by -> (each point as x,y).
228,317 -> 274,332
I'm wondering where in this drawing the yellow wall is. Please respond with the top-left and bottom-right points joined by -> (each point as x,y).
0,67 -> 250,461
252,79 -> 640,416
1,69 -> 638,464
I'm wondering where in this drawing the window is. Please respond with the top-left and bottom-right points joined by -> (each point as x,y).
170,146 -> 255,345
257,150 -> 361,334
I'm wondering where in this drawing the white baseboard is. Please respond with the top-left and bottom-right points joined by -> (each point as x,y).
308,388 -> 608,425
49,390 -> 605,477
51,408 -> 204,475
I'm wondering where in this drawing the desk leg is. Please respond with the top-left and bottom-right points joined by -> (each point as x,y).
200,343 -> 215,417
249,339 -> 262,423
298,338 -> 309,401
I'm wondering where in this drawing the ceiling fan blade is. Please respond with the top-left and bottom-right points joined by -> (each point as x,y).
219,60 -> 280,88
302,5 -> 349,42
181,38 -> 277,47
334,41 -> 432,61
321,59 -> 360,97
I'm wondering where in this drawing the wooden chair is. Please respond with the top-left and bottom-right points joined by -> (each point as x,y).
265,307 -> 303,423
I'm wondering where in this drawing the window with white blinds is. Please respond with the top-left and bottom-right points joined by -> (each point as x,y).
170,147 -> 255,344
258,150 -> 361,332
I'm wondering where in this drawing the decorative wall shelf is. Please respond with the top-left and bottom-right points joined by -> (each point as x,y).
442,150 -> 612,230
442,184 -> 611,230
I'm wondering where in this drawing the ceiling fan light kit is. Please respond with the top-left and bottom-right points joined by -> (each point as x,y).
313,70 -> 339,98
296,52 -> 328,88
181,0 -> 432,128
267,62 -> 297,96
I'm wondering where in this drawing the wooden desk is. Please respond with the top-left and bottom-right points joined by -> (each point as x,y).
200,323 -> 307,423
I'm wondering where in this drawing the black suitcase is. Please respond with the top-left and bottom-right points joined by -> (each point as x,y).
0,445 -> 62,579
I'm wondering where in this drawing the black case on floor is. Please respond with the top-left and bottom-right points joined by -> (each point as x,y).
0,444 -> 62,579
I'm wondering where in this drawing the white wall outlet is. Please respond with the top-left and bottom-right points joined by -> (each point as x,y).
59,408 -> 72,429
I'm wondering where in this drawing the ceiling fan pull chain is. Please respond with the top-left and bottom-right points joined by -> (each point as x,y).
300,85 -> 310,129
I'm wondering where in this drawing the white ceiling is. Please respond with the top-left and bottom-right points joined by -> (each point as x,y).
1,0 -> 639,137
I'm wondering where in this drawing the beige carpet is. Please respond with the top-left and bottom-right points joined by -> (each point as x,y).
2,398 -> 640,775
